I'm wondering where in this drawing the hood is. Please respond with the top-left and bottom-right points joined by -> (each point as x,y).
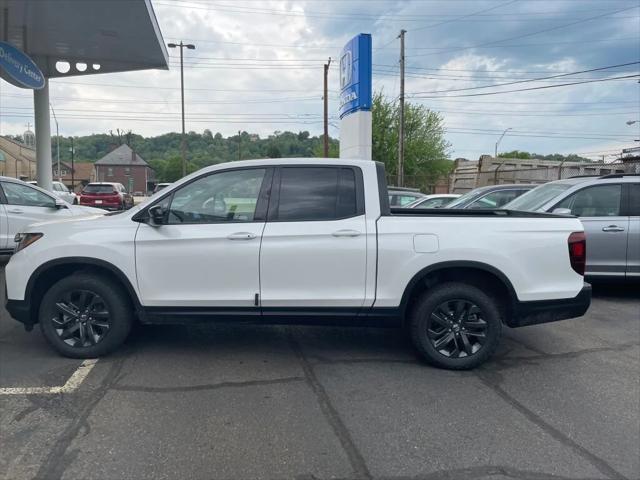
68,205 -> 107,216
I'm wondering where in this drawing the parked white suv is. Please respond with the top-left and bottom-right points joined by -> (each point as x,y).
27,180 -> 77,204
0,177 -> 104,254
5,159 -> 591,369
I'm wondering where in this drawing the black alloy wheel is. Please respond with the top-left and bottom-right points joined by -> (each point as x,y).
50,290 -> 111,347
39,274 -> 133,358
409,282 -> 502,370
426,299 -> 488,358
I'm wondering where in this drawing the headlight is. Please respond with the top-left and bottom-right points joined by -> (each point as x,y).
14,233 -> 43,252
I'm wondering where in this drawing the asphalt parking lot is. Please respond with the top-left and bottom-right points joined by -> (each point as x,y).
1,262 -> 638,480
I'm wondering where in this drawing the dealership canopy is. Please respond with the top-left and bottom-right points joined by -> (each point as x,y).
0,0 -> 169,190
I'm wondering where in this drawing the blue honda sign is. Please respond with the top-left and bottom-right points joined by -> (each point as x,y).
339,34 -> 372,119
0,41 -> 45,90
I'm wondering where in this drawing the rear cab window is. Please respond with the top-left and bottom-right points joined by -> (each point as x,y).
272,166 -> 363,221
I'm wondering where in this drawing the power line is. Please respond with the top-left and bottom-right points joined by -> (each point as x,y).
407,4 -> 640,58
409,74 -> 640,98
410,0 -> 518,32
408,62 -> 640,94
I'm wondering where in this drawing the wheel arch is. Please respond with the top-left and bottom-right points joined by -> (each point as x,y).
399,261 -> 518,324
25,257 -> 143,325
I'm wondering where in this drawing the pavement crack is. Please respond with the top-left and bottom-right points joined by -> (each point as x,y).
33,355 -> 127,480
475,369 -> 628,480
288,329 -> 372,480
376,465 -> 612,480
490,342 -> 640,371
111,376 -> 305,393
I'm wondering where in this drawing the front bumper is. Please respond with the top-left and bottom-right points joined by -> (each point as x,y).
6,298 -> 34,330
507,283 -> 592,328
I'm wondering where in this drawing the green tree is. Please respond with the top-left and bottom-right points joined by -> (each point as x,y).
372,92 -> 452,189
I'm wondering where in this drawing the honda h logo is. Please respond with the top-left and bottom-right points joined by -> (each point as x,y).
340,51 -> 352,90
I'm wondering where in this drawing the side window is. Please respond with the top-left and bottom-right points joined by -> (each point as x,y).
555,185 -> 622,217
629,184 -> 640,216
469,190 -> 521,209
276,167 -> 358,221
1,182 -> 55,207
166,168 -> 266,224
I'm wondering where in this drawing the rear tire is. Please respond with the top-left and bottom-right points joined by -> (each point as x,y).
39,273 -> 133,358
409,282 -> 502,370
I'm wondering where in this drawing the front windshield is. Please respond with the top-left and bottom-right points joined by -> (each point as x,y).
504,182 -> 573,211
446,189 -> 485,208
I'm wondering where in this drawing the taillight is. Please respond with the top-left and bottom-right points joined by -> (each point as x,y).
568,232 -> 586,276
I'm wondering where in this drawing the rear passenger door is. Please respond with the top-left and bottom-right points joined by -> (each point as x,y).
553,184 -> 627,278
259,166 -> 367,309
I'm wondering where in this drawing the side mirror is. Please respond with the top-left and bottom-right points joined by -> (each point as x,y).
552,208 -> 572,216
54,198 -> 67,209
148,205 -> 166,226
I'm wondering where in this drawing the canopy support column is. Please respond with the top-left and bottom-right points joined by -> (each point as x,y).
33,78 -> 52,191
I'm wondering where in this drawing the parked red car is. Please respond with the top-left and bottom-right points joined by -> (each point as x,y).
79,182 -> 134,211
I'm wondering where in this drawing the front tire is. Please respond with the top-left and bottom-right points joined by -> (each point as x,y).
409,282 -> 502,370
39,274 -> 133,358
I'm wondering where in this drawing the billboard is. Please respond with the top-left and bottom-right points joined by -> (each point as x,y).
339,34 -> 372,119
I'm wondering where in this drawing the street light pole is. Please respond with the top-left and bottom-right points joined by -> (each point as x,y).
69,138 -> 75,192
493,127 -> 512,184
168,41 -> 196,178
495,127 -> 512,159
50,104 -> 60,181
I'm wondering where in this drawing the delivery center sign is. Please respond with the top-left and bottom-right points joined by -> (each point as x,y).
0,41 -> 45,90
339,34 -> 372,119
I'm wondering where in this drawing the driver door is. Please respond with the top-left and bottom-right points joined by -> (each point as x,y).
134,167 -> 272,307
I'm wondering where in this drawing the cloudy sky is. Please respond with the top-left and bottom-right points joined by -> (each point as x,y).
1,0 -> 639,160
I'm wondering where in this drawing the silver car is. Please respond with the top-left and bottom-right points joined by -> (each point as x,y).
505,174 -> 639,280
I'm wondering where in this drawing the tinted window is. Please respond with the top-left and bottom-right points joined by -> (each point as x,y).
167,168 -> 266,224
277,167 -> 358,221
556,184 -> 622,217
84,184 -> 115,193
1,182 -> 55,207
468,190 -> 524,209
628,184 -> 639,216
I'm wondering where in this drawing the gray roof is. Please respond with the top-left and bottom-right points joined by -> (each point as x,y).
95,144 -> 149,166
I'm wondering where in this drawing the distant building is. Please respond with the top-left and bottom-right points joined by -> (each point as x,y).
0,136 -> 37,180
52,161 -> 96,192
94,144 -> 155,194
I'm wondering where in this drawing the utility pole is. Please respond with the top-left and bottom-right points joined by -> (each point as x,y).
323,57 -> 332,157
168,41 -> 196,178
238,130 -> 241,160
70,137 -> 75,192
397,29 -> 406,187
50,104 -> 60,181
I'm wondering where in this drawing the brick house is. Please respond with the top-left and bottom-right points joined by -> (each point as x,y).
94,144 -> 155,194
51,161 -> 96,192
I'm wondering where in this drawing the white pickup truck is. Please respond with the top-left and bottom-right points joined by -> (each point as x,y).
5,159 -> 591,369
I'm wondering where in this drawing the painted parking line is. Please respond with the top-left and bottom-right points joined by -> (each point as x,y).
0,359 -> 98,395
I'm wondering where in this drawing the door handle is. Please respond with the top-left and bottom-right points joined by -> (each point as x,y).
602,225 -> 625,232
7,209 -> 24,214
227,232 -> 257,240
332,229 -> 362,237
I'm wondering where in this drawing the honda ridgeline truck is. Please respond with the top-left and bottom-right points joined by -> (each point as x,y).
5,159 -> 591,369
